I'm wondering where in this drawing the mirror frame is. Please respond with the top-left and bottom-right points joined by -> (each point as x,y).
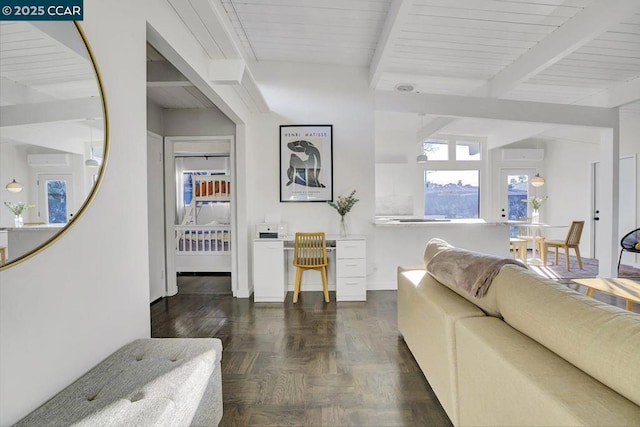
0,21 -> 109,271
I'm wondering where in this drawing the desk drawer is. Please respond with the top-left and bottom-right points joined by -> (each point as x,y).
336,258 -> 366,277
337,240 -> 366,259
337,277 -> 366,301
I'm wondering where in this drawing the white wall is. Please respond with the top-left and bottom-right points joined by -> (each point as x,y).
543,139 -> 598,255
164,108 -> 235,137
620,110 -> 640,267
0,1 -> 150,423
0,144 -> 29,227
247,62 -> 376,290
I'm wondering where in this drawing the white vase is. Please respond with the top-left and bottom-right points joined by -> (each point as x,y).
14,214 -> 23,228
340,216 -> 347,237
532,209 -> 539,224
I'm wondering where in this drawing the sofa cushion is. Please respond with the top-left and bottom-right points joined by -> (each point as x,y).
423,238 -> 505,317
16,338 -> 222,427
456,317 -> 640,426
494,266 -> 640,408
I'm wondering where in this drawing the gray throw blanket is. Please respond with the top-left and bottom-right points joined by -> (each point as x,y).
426,248 -> 524,298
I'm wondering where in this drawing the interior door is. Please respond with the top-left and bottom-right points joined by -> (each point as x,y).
37,174 -> 74,224
593,156 -> 637,264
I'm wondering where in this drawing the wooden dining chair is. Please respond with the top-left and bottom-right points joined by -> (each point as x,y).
543,221 -> 585,271
293,232 -> 329,303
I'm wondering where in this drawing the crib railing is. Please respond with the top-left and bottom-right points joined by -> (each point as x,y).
175,225 -> 230,254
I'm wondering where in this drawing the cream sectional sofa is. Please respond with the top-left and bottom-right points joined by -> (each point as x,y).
398,238 -> 640,426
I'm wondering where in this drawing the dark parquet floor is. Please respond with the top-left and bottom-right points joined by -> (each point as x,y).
151,274 -> 452,426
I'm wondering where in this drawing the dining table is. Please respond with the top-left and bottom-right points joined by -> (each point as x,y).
508,221 -> 568,265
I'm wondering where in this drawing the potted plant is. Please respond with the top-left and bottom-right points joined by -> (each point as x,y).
328,190 -> 359,237
4,202 -> 34,228
521,196 -> 547,223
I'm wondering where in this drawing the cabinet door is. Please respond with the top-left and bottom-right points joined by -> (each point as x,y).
253,240 -> 286,302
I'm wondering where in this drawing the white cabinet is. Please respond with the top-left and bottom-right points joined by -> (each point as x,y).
253,236 -> 367,303
336,239 -> 367,301
253,240 -> 286,302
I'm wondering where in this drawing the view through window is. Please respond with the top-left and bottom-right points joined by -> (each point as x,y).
46,180 -> 67,224
422,138 -> 483,219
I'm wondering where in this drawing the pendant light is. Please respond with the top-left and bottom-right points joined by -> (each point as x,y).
416,113 -> 428,163
531,173 -> 545,187
85,119 -> 99,168
6,179 -> 23,193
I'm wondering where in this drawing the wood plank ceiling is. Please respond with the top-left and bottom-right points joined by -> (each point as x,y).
217,0 -> 640,110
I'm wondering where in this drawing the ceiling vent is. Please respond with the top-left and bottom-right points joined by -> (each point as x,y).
395,83 -> 414,92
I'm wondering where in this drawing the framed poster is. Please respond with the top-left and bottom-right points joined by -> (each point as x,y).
280,124 -> 333,202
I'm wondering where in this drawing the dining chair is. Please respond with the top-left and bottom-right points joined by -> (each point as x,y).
542,221 -> 585,271
293,232 -> 329,303
509,238 -> 527,264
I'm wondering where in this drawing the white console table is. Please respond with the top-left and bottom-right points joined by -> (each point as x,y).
253,235 -> 366,302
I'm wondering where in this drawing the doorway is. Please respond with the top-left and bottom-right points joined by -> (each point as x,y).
500,168 -> 536,236
592,155 -> 637,266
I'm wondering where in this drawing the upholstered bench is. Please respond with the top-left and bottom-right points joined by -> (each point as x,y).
16,338 -> 223,426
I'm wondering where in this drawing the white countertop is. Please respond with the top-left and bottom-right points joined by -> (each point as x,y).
2,224 -> 65,231
374,217 -> 505,226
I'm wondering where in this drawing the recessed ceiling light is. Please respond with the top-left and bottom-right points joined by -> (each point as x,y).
395,83 -> 414,92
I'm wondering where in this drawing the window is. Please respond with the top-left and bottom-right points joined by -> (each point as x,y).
46,180 -> 68,223
424,170 -> 479,219
422,137 -> 483,219
423,140 -> 449,160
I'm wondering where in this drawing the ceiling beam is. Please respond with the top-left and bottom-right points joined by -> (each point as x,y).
147,60 -> 191,86
0,98 -> 102,127
479,0 -> 640,99
369,0 -> 412,88
577,77 -> 640,108
377,91 -> 618,129
413,0 -> 640,141
31,21 -> 88,59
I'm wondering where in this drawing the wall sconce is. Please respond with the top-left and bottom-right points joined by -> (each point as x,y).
5,179 -> 23,193
416,153 -> 428,163
531,173 -> 545,187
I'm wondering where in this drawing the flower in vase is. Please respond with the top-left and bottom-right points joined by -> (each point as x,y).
4,202 -> 34,216
521,196 -> 547,210
328,190 -> 359,217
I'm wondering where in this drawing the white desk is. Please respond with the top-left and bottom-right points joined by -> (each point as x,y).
253,235 -> 366,302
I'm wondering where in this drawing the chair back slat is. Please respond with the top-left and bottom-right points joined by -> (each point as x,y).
565,221 -> 584,246
294,232 -> 327,267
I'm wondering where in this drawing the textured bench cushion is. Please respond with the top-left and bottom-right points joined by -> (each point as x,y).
17,338 -> 222,427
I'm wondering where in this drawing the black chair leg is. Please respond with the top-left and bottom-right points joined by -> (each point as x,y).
617,250 -> 624,273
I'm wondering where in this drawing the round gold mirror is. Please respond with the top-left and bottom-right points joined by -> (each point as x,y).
0,21 -> 107,269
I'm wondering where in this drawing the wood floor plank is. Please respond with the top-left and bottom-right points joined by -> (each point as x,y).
151,276 -> 452,426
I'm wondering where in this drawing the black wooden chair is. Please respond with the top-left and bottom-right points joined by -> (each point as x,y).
618,228 -> 640,273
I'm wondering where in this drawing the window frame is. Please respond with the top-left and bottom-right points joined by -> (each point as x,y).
420,135 -> 486,220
